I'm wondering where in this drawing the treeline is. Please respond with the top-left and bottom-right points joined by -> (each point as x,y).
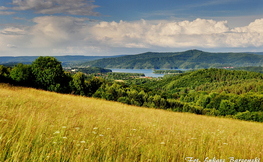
70,67 -> 112,74
106,72 -> 145,80
0,57 -> 104,96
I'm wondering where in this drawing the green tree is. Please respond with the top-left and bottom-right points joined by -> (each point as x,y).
219,100 -> 236,116
31,56 -> 69,92
10,63 -> 33,86
70,72 -> 87,96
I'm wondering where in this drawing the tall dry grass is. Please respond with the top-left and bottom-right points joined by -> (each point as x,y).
0,83 -> 262,161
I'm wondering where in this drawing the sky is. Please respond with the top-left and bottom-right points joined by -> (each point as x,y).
0,0 -> 263,56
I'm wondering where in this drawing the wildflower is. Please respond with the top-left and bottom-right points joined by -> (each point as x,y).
160,142 -> 165,145
80,141 -> 86,144
92,131 -> 97,134
93,127 -> 98,130
63,137 -> 67,139
223,143 -> 228,145
62,126 -> 66,129
99,134 -> 104,137
107,128 -> 110,130
132,129 -> 136,131
85,149 -> 88,151
75,127 -> 80,130
54,131 -> 60,134
53,142 -> 57,144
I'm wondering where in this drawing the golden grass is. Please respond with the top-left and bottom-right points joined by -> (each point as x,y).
0,83 -> 263,161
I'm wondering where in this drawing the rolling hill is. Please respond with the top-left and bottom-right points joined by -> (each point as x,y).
80,50 -> 263,69
1,83 -> 263,161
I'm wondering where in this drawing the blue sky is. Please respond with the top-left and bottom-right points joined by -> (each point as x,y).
0,0 -> 263,56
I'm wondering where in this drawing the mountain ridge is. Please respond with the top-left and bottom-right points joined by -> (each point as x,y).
80,50 -> 263,69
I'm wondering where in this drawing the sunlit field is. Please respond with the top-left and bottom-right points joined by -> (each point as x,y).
0,83 -> 263,161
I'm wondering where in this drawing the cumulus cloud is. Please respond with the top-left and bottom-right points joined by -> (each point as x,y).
10,0 -> 100,16
0,16 -> 263,56
90,18 -> 263,48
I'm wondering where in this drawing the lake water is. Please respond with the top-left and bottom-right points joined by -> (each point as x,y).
110,69 -> 188,78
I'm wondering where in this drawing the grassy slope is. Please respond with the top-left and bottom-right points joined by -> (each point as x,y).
0,84 -> 263,161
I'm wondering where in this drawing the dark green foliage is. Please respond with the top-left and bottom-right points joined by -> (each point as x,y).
106,72 -> 145,80
70,72 -> 88,96
73,67 -> 112,74
31,56 -> 70,93
219,100 -> 236,116
0,65 -> 11,83
10,63 -> 34,86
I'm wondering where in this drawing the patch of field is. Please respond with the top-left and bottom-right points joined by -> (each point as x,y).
0,83 -> 262,161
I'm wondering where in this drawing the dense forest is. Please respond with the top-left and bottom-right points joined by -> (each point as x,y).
2,56 -> 263,122
68,67 -> 112,74
80,50 -> 263,69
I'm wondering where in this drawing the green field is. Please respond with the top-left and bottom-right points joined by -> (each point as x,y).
0,83 -> 263,161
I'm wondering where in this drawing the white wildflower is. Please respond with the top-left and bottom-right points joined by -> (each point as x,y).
80,141 -> 86,144
53,131 -> 60,134
62,126 -> 66,129
160,142 -> 165,145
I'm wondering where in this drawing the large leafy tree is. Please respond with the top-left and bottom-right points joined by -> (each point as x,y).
10,63 -> 34,86
31,56 -> 70,93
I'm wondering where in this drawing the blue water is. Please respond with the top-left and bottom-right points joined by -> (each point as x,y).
110,69 -> 188,78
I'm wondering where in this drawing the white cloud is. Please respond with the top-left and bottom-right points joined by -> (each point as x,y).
0,11 -> 15,15
0,17 -> 263,56
11,0 -> 100,16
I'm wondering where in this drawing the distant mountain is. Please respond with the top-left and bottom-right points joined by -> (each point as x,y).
79,50 -> 263,69
0,55 -> 125,66
245,52 -> 263,55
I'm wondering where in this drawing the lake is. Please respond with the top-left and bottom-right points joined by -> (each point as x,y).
110,69 -> 188,78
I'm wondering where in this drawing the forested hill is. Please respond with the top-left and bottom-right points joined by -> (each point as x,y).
0,55 -> 124,66
80,50 -> 263,69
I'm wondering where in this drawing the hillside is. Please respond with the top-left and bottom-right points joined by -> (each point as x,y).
80,50 -> 263,69
1,83 -> 263,161
0,55 -> 124,67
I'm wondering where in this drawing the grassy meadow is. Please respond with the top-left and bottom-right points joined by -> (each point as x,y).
0,83 -> 263,161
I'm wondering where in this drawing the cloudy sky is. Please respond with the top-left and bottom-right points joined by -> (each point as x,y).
0,0 -> 263,56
